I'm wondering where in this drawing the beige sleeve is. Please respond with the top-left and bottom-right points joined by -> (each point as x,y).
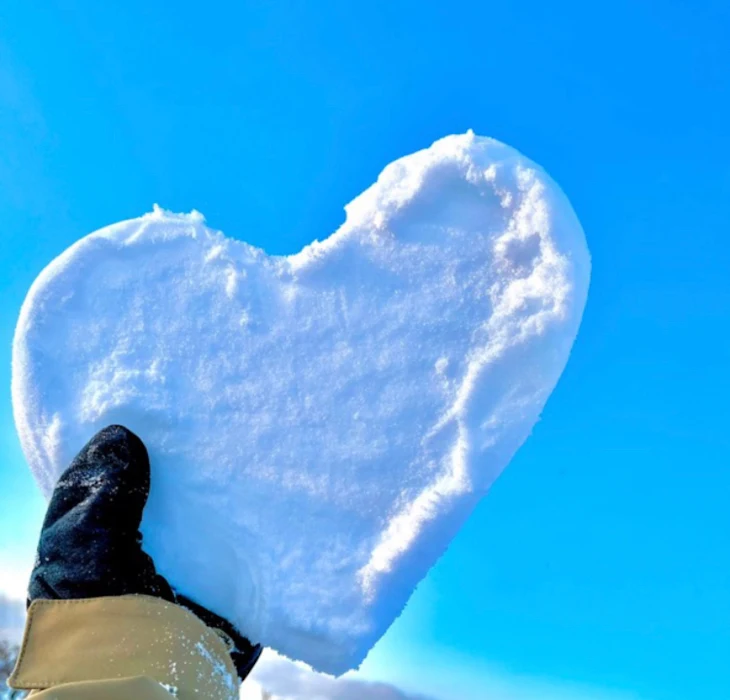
9,596 -> 240,700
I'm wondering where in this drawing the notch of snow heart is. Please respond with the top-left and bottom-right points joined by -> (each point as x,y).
12,132 -> 590,674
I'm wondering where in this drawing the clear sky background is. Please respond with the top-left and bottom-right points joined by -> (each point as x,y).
1,1 -> 729,699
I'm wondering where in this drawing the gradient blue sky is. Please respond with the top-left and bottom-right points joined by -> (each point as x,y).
1,1 -> 729,699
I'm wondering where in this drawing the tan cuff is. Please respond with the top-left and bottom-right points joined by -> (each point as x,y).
10,595 -> 239,700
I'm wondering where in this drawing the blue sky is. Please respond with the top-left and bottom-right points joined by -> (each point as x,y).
1,1 -> 729,698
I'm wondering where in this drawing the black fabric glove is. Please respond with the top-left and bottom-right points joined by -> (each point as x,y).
29,424 -> 262,682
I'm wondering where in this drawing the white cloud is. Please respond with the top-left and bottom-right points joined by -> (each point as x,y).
0,594 -> 25,643
246,652 -> 437,700
0,559 -> 32,601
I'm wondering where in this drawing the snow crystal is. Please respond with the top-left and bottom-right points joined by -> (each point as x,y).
12,133 -> 590,673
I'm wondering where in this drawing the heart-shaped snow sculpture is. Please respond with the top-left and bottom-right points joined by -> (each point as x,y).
13,133 -> 590,673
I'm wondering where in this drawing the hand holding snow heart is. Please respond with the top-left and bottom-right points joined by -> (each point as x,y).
12,133 -> 590,673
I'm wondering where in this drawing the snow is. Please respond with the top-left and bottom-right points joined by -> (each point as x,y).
12,132 -> 590,674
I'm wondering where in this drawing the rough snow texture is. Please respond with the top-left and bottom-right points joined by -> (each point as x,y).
12,133 -> 590,674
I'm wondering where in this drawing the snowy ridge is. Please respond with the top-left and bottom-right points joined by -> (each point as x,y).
12,133 -> 590,673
